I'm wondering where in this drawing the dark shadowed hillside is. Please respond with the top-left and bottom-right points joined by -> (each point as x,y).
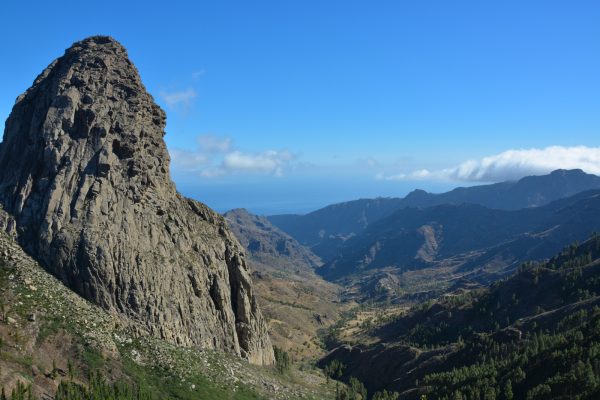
321,235 -> 600,399
268,198 -> 406,248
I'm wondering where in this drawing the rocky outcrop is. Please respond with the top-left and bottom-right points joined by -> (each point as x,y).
0,36 -> 273,365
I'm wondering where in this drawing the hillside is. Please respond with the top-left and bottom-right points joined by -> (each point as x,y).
320,235 -> 600,399
224,209 -> 322,278
268,198 -> 405,250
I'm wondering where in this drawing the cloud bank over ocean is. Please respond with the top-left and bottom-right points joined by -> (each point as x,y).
379,146 -> 600,182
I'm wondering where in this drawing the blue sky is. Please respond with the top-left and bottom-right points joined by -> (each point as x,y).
1,1 -> 600,213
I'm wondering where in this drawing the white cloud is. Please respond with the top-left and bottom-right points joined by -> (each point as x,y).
170,135 -> 296,177
377,169 -> 432,181
379,146 -> 600,182
197,134 -> 232,153
160,88 -> 197,109
222,150 -> 294,176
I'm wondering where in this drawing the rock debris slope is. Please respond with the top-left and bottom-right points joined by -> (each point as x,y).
0,36 -> 273,365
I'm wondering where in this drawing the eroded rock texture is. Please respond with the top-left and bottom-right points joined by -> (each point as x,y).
0,36 -> 274,365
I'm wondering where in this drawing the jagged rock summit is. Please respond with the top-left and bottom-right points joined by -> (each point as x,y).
0,36 -> 274,365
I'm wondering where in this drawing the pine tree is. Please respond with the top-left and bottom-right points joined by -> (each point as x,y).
502,379 -> 513,400
372,390 -> 400,400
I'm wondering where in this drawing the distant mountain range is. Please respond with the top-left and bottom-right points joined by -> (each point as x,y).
268,169 -> 600,255
267,170 -> 600,285
320,189 -> 600,280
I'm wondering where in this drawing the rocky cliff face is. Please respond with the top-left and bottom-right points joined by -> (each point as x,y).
0,36 -> 274,365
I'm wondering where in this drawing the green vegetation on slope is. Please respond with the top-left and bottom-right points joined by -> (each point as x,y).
424,306 -> 600,399
420,235 -> 600,399
322,234 -> 600,399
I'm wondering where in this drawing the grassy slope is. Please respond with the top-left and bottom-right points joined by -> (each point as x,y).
0,231 -> 335,400
252,269 -> 350,362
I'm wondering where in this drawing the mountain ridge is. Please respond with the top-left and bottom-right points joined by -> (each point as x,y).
268,169 -> 600,257
320,189 -> 600,281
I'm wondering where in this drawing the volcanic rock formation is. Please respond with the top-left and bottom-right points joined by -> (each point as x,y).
0,36 -> 274,365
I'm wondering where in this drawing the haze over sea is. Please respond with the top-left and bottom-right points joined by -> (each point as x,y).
176,177 -> 459,215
